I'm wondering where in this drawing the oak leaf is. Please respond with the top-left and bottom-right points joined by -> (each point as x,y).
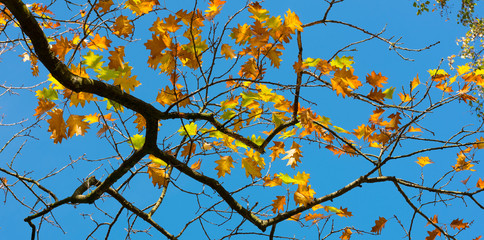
294,184 -> 315,206
88,33 -> 111,51
205,0 -> 225,20
450,219 -> 468,230
34,99 -> 56,119
108,46 -> 125,70
47,109 -> 67,143
366,71 -> 388,88
241,156 -> 262,179
340,228 -> 352,240
411,74 -> 420,91
94,0 -> 113,13
51,36 -> 72,61
181,142 -> 196,157
66,115 -> 90,137
113,16 -> 133,38
147,163 -> 168,188
336,207 -> 353,218
126,0 -> 159,15
370,217 -> 387,234
271,196 -> 285,213
416,156 -> 433,167
220,44 -> 236,59
190,159 -> 201,170
214,156 -> 234,177
263,174 -> 282,187
426,215 -> 438,226
477,178 -> 484,189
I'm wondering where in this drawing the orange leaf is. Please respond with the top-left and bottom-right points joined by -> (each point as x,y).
408,126 -> 422,133
293,184 -> 315,206
34,99 -> 56,119
411,74 -> 420,91
336,207 -> 353,218
367,88 -> 386,102
450,219 -> 469,230
369,108 -> 385,124
190,159 -> 201,170
340,228 -> 352,240
205,0 -> 226,20
242,156 -> 262,179
271,196 -> 285,213
47,109 -> 67,143
268,141 -> 285,161
477,178 -> 484,189
66,115 -> 90,137
113,16 -> 134,38
370,217 -> 387,234
94,0 -> 113,13
474,137 -> 484,149
416,156 -> 433,167
284,9 -> 303,33
366,71 -> 388,88
181,142 -> 196,157
398,93 -> 412,102
125,0 -> 159,15
51,36 -> 72,61
147,163 -> 169,188
133,113 -> 146,133
263,174 -> 282,187
108,46 -> 125,70
426,228 -> 441,240
220,44 -> 236,59
426,215 -> 438,227
88,33 -> 111,51
214,156 -> 234,178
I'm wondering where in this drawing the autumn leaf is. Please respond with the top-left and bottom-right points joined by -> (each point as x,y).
408,126 -> 422,133
366,71 -> 388,88
47,109 -> 67,143
205,0 -> 226,20
453,148 -> 475,171
241,156 -> 262,179
370,217 -> 387,234
34,99 -> 56,119
282,141 -> 303,168
331,67 -> 361,98
284,9 -> 303,33
474,137 -> 484,149
181,142 -> 196,157
83,51 -> 104,69
399,93 -> 412,102
66,115 -> 90,137
271,196 -> 285,213
88,33 -> 111,51
330,56 -> 354,69
108,46 -> 125,70
304,213 -> 327,224
294,184 -> 315,206
263,174 -> 282,187
214,156 -> 234,177
477,178 -> 484,189
129,134 -> 145,150
450,219 -> 469,230
411,74 -> 420,91
51,36 -> 72,61
248,2 -> 269,21
426,215 -> 438,226
340,228 -> 352,240
126,0 -> 159,15
383,87 -> 395,99
148,163 -> 169,188
94,0 -> 113,14
367,88 -> 386,102
113,67 -> 140,93
190,159 -> 201,170
220,44 -> 236,59
416,156 -> 433,167
426,228 -> 441,240
178,122 -> 198,136
113,16 -> 134,38
336,207 -> 353,218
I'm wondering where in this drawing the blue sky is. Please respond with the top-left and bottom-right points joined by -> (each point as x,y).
1,0 -> 483,239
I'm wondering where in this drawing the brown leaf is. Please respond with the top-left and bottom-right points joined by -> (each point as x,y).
370,217 -> 387,234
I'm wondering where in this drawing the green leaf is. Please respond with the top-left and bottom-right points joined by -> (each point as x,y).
178,122 -> 198,136
220,110 -> 236,120
383,87 -> 395,99
240,91 -> 259,107
83,51 -> 104,69
250,134 -> 264,146
272,112 -> 284,127
105,98 -> 124,112
333,126 -> 349,134
277,173 -> 296,184
95,66 -> 120,81
330,56 -> 354,69
130,134 -> 145,150
36,87 -> 58,100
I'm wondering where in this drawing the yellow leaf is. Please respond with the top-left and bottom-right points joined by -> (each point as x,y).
113,15 -> 133,38
147,163 -> 169,188
241,156 -> 262,179
340,228 -> 352,240
220,44 -> 236,59
190,159 -> 201,170
34,99 -> 56,119
214,156 -> 234,177
416,156 -> 433,167
411,74 -> 420,91
47,109 -> 67,143
88,33 -> 111,51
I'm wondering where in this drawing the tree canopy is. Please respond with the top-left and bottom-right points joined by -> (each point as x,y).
0,0 -> 483,239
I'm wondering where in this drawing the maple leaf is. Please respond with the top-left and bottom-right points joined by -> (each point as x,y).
87,34 -> 111,52
271,196 -> 285,213
34,99 -> 56,119
366,71 -> 388,88
450,219 -> 468,230
148,163 -> 169,188
241,156 -> 262,179
416,156 -> 433,167
370,217 -> 387,234
126,0 -> 159,15
113,16 -> 133,38
214,156 -> 234,177
66,115 -> 90,138
220,44 -> 236,59
51,36 -> 72,61
477,178 -> 484,189
108,46 -> 125,70
133,113 -> 146,133
340,228 -> 352,240
47,109 -> 67,143
205,0 -> 225,20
